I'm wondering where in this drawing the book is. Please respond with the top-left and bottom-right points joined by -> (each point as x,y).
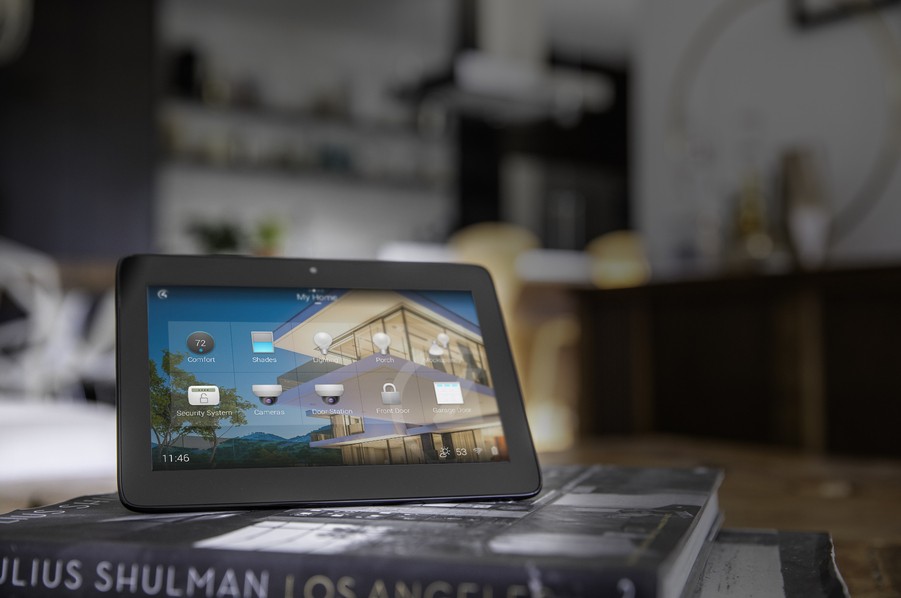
0,465 -> 722,598
687,529 -> 850,598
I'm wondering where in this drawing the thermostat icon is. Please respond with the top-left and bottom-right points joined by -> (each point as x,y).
188,385 -> 220,406
186,331 -> 215,355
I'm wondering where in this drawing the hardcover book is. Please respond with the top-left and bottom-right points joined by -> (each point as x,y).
0,465 -> 722,598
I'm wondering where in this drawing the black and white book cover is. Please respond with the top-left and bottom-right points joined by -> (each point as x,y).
0,465 -> 722,598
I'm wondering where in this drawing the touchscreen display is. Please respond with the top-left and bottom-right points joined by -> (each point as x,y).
147,286 -> 509,471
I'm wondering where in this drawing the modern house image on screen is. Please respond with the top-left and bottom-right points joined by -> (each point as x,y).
151,287 -> 508,470
271,290 -> 506,466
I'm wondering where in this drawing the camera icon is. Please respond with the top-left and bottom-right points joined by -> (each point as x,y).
252,384 -> 283,406
315,384 -> 344,405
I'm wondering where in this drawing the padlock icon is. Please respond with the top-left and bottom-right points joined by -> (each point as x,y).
188,385 -> 220,406
380,382 -> 401,405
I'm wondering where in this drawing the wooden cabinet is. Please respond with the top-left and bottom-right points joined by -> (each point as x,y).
578,266 -> 901,456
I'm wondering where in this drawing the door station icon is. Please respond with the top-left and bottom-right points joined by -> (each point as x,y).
188,385 -> 221,406
380,382 -> 401,405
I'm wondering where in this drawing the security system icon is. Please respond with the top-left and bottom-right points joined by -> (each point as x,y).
380,382 -> 401,405
188,385 -> 220,406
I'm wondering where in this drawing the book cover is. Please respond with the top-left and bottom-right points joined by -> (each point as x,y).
0,465 -> 722,598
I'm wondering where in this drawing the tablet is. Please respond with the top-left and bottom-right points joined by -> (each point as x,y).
116,254 -> 541,511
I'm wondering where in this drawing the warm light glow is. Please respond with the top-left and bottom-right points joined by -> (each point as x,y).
526,402 -> 576,453
586,231 -> 651,289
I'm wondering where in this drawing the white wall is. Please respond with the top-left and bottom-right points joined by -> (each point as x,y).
635,0 -> 901,276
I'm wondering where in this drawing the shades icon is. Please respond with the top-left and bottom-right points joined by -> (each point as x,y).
251,331 -> 275,353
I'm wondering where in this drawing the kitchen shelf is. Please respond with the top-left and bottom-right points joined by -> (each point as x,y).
160,159 -> 451,194
160,97 -> 449,146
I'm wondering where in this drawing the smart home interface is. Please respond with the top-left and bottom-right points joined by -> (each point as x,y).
147,286 -> 509,471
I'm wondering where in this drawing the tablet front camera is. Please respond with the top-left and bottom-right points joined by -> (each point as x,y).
315,383 -> 344,405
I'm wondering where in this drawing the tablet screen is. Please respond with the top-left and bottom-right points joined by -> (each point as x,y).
146,286 -> 509,471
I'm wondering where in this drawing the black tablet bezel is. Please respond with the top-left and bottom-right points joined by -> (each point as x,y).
116,254 -> 541,511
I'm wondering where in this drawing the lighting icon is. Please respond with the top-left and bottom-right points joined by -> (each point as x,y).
429,333 -> 450,356
372,332 -> 391,355
313,331 -> 333,356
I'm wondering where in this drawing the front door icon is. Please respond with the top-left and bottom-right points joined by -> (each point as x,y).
381,383 -> 401,405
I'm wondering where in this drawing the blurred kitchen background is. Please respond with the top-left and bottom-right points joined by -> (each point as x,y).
2,0 -> 901,507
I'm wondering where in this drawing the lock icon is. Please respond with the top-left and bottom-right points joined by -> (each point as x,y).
380,382 -> 401,405
188,385 -> 220,406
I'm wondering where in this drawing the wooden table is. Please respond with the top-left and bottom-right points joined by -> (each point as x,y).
541,434 -> 901,597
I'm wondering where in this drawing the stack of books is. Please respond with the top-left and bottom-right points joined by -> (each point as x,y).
0,465 -> 847,597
